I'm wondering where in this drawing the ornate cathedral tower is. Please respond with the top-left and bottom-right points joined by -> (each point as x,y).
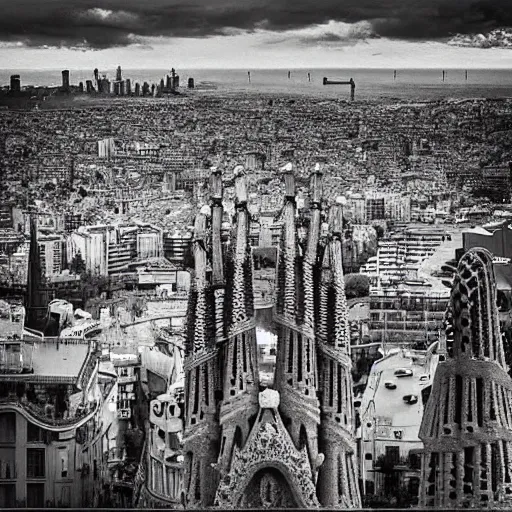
184,163 -> 360,509
217,166 -> 260,472
316,201 -> 362,508
183,166 -> 260,508
419,247 -> 512,508
183,204 -> 221,508
274,165 -> 321,472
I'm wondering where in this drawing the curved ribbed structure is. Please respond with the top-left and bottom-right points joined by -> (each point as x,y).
419,247 -> 512,508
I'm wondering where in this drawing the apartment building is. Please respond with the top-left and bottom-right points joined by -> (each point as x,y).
359,346 -> 440,499
367,288 -> 449,345
67,224 -> 163,276
38,234 -> 64,278
0,328 -> 115,508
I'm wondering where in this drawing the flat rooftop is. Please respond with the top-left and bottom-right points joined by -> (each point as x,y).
31,340 -> 90,379
417,227 -> 463,292
361,349 -> 438,442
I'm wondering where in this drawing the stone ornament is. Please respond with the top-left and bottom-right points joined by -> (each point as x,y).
259,389 -> 280,409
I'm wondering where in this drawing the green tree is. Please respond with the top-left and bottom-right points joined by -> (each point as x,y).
374,224 -> 385,239
345,273 -> 370,299
69,252 -> 86,275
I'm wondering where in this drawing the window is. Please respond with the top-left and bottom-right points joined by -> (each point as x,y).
27,448 -> 45,478
26,483 -> 45,508
409,452 -> 421,470
27,423 -> 45,443
0,413 -> 16,444
385,445 -> 400,465
0,484 -> 15,508
408,477 -> 420,497
59,448 -> 69,478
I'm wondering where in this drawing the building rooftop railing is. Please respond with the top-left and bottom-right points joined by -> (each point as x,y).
0,395 -> 99,428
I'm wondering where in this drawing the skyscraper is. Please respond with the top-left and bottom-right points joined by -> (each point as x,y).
419,247 -> 512,508
116,65 -> 122,82
9,75 -> 20,93
62,69 -> 70,90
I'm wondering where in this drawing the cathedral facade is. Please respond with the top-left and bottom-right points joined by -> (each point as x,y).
183,164 -> 361,508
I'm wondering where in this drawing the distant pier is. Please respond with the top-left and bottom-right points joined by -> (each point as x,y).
323,77 -> 356,100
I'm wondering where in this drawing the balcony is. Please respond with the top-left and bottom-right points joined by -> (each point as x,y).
0,389 -> 98,428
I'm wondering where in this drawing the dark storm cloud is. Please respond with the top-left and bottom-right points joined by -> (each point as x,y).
0,0 -> 510,48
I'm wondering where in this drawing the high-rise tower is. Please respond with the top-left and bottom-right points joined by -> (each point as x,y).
62,69 -> 70,91
419,247 -> 512,508
25,213 -> 44,329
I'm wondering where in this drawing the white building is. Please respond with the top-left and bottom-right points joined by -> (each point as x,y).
358,344 -> 440,497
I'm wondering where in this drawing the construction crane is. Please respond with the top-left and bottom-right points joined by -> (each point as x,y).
323,77 -> 355,101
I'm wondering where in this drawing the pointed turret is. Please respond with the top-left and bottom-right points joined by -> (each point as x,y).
183,203 -> 221,508
316,201 -> 361,508
274,163 -> 321,482
419,248 -> 512,508
25,213 -> 43,329
210,167 -> 225,342
217,165 -> 260,473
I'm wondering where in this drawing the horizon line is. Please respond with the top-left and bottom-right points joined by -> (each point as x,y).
1,66 -> 511,71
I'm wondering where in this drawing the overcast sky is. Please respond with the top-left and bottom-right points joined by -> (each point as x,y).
0,0 -> 511,69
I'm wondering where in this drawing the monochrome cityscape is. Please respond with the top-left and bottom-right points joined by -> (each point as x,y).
0,1 -> 512,508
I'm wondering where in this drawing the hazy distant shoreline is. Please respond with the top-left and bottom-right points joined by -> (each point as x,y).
1,68 -> 511,103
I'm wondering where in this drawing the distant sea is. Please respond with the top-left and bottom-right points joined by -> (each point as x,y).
1,68 -> 512,101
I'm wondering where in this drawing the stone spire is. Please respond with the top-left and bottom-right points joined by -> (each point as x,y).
183,190 -> 221,509
274,163 -> 322,483
217,165 -> 260,473
210,167 -> 226,342
419,247 -> 512,508
303,164 -> 323,333
316,201 -> 361,508
275,164 -> 300,320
